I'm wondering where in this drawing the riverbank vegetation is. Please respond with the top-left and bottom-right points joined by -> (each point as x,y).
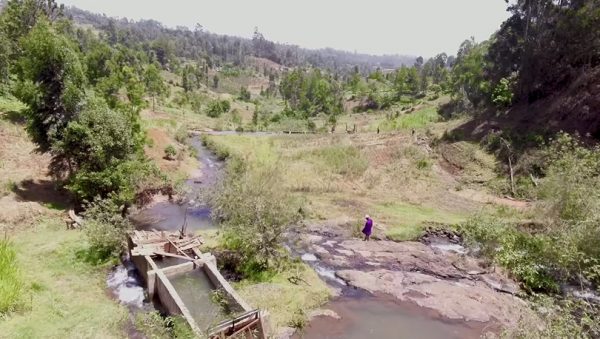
202,137 -> 332,331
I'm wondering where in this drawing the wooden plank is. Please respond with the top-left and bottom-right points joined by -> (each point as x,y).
168,238 -> 192,259
154,251 -> 196,261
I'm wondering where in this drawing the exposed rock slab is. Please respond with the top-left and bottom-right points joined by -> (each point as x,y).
336,269 -> 526,326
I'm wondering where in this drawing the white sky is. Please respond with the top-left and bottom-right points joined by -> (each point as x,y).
60,0 -> 510,57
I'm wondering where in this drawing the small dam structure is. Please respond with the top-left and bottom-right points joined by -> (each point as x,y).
127,230 -> 267,338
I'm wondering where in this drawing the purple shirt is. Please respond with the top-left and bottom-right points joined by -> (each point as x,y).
362,218 -> 373,235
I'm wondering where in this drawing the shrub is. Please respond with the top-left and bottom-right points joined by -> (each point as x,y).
0,239 -> 22,314
460,216 -> 558,292
206,99 -> 231,118
82,198 -> 132,261
239,86 -> 251,101
174,125 -> 188,144
164,145 -> 177,160
211,158 -> 300,272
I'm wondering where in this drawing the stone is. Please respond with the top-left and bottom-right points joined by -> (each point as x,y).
335,249 -> 354,256
308,309 -> 341,320
275,326 -> 296,339
336,269 -> 529,327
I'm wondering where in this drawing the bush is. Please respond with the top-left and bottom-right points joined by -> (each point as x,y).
82,198 -> 132,261
164,145 -> 177,160
174,125 -> 188,144
206,99 -> 231,118
461,216 -> 558,292
211,158 -> 300,272
239,86 -> 251,101
0,239 -> 22,314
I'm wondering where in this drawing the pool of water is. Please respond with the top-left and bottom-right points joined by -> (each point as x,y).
168,269 -> 230,329
297,294 -> 488,339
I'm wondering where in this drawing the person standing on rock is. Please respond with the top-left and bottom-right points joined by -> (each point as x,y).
362,215 -> 373,241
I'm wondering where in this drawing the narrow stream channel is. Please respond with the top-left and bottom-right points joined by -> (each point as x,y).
106,135 -> 223,330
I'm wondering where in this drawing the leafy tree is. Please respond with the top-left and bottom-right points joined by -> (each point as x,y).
450,39 -> 490,108
14,19 -> 86,153
211,158 -> 300,270
54,96 -> 140,175
144,63 -> 167,110
279,68 -> 343,117
206,99 -> 230,118
0,0 -> 64,48
491,77 -> 514,108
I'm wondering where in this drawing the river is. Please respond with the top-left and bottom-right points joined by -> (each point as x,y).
109,133 -> 501,338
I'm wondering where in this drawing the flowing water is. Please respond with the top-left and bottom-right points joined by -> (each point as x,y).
108,136 -> 222,310
106,255 -> 147,309
130,137 -> 222,233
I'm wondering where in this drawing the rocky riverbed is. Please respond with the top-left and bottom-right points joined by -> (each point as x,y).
287,218 -> 534,337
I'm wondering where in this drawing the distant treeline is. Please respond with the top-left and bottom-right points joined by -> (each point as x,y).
65,6 -> 416,75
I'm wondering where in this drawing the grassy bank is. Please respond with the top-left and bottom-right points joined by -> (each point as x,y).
0,96 -> 128,338
202,131 -> 477,241
0,218 -> 127,338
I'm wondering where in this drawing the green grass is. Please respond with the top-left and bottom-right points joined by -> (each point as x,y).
377,106 -> 441,131
307,145 -> 368,177
0,239 -> 22,315
376,202 -> 466,241
0,96 -> 27,115
235,260 -> 331,331
0,218 -> 127,338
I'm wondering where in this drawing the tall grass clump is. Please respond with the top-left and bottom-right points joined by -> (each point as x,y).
0,239 -> 22,314
310,145 -> 368,177
396,107 -> 440,129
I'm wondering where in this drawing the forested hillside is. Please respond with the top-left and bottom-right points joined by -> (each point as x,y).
448,0 -> 600,139
66,6 -> 415,75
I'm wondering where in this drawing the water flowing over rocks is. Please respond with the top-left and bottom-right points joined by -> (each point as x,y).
291,228 -> 530,331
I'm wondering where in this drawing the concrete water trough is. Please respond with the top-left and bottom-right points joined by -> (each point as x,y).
127,231 -> 267,338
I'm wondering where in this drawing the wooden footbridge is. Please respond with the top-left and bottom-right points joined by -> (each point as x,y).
128,230 -> 268,338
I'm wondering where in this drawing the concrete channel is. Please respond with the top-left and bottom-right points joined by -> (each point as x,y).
128,231 -> 267,338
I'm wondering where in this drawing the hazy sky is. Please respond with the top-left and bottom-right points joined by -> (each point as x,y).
60,0 -> 510,57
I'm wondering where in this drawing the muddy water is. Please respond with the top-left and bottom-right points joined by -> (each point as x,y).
130,137 -> 222,232
296,293 -> 488,339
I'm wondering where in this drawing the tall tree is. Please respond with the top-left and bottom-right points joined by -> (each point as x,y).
144,63 -> 167,111
14,19 -> 86,153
